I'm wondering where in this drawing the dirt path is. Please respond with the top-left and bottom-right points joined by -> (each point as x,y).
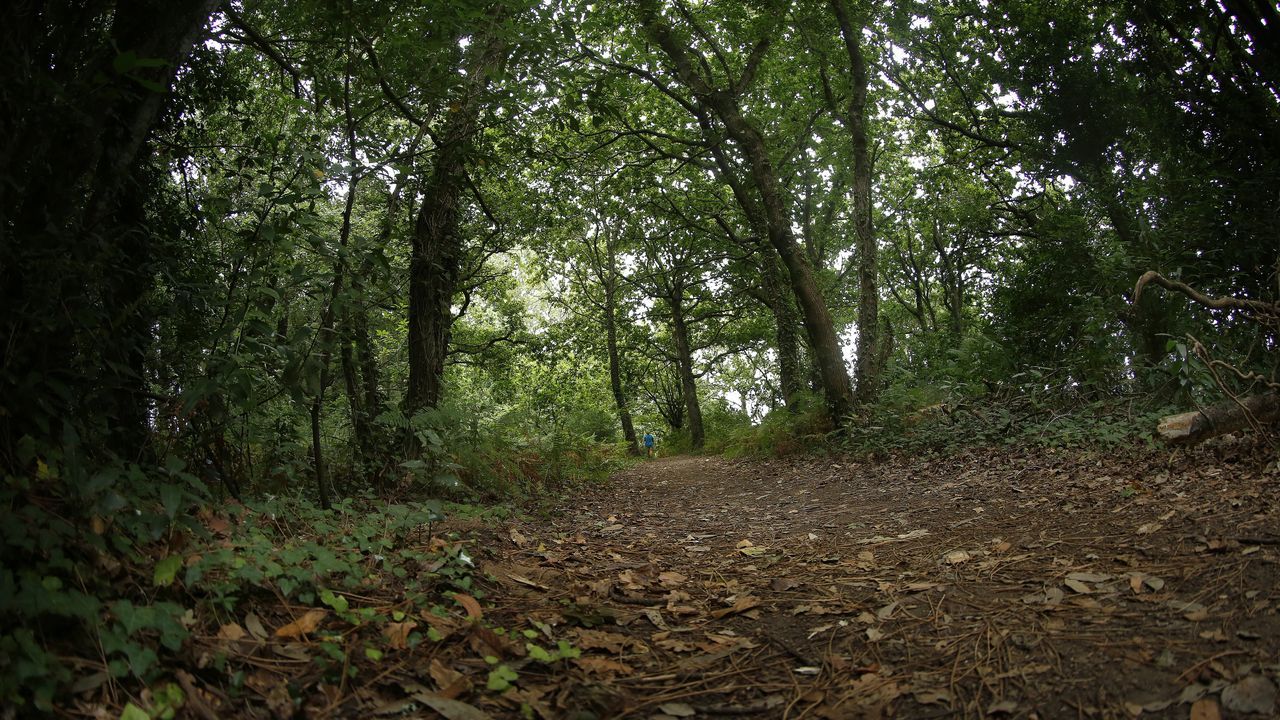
463,441 -> 1280,719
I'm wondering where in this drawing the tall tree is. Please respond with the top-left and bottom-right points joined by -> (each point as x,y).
633,0 -> 856,422
824,0 -> 884,404
406,9 -> 513,415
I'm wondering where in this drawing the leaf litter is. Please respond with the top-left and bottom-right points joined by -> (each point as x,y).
93,436 -> 1280,718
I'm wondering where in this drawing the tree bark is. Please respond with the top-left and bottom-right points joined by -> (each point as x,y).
406,20 -> 507,415
1157,393 -> 1280,444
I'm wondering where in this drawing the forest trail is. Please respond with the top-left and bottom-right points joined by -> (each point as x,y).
469,442 -> 1280,719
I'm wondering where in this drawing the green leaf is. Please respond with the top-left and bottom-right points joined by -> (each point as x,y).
556,639 -> 581,659
153,556 -> 183,587
364,647 -> 383,661
486,664 -> 518,692
319,589 -> 349,613
526,643 -> 553,662
159,484 -> 183,521
119,702 -> 151,720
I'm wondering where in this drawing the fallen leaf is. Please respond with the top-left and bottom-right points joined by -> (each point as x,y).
739,546 -> 767,557
866,627 -> 885,641
1063,578 -> 1092,594
771,577 -> 800,592
876,601 -> 900,620
943,550 -> 972,564
987,700 -> 1017,715
384,620 -> 418,649
274,609 -> 326,639
572,629 -> 633,653
643,607 -> 668,630
218,622 -> 247,641
711,596 -> 761,619
244,613 -> 269,640
658,571 -> 688,586
574,656 -> 634,676
1190,698 -> 1222,720
428,659 -> 472,700
1221,675 -> 1277,714
913,688 -> 952,706
411,691 -> 493,720
453,593 -> 483,620
658,702 -> 696,717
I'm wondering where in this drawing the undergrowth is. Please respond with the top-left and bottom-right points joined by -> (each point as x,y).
0,421 -> 623,716
718,379 -> 1179,460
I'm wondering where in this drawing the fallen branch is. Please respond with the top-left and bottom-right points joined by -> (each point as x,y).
1157,392 -> 1280,444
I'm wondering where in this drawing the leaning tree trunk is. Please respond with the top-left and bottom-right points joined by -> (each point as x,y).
406,23 -> 507,415
638,0 -> 855,424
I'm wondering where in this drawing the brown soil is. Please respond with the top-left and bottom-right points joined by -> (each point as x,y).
468,438 -> 1280,719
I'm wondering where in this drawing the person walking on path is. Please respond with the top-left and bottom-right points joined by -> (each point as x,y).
643,431 -> 656,458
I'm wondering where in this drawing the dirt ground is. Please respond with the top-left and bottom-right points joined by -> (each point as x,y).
464,437 -> 1280,719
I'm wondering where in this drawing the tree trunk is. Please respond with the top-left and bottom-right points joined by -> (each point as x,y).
340,313 -> 377,473
670,294 -> 705,449
605,285 -> 641,455
100,165 -> 155,460
310,394 -> 331,510
830,0 -> 881,406
638,1 -> 854,424
406,21 -> 507,415
762,257 -> 803,410
0,0 -> 217,466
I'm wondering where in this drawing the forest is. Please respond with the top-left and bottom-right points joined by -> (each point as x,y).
1,0 -> 1278,717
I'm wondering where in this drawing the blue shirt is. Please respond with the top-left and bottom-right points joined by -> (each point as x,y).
643,434 -> 654,447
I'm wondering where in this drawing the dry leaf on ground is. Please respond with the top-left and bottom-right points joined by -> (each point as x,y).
273,609 -> 326,639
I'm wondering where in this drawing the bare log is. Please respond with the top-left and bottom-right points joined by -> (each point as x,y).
1157,393 -> 1280,444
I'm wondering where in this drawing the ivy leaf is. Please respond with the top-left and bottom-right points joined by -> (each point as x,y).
319,589 -> 349,613
153,555 -> 183,587
486,664 -> 518,692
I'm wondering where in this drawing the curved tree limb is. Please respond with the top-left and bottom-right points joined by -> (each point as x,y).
1133,270 -> 1278,316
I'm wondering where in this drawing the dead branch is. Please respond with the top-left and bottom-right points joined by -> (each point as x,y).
1133,271 -> 1278,318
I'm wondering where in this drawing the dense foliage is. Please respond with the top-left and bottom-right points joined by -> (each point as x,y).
1,0 -> 1276,713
